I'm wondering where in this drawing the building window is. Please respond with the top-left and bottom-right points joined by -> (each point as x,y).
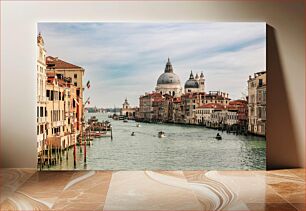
40,125 -> 44,134
40,107 -> 43,117
50,91 -> 54,100
74,74 -> 77,79
74,82 -> 77,86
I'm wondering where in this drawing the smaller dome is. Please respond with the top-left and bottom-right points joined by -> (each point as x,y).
185,70 -> 199,89
185,80 -> 199,88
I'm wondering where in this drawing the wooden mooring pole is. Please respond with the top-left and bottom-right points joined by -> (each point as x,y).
111,126 -> 113,141
73,142 -> 76,169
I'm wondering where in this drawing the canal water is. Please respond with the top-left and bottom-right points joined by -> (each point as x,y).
49,113 -> 266,170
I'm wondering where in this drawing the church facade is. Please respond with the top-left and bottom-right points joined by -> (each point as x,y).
121,98 -> 136,119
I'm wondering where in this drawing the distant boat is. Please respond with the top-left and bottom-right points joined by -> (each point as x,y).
215,133 -> 222,140
158,131 -> 166,138
136,123 -> 141,127
131,132 -> 135,136
123,119 -> 128,123
88,116 -> 98,124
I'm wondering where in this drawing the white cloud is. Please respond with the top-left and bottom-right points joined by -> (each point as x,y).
38,22 -> 266,107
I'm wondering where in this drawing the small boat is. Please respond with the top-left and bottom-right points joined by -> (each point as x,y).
88,116 -> 99,124
136,123 -> 141,127
131,132 -> 135,136
119,115 -> 125,120
215,133 -> 222,140
123,119 -> 128,123
158,131 -> 166,138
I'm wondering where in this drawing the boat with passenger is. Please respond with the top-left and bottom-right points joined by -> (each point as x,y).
158,131 -> 166,138
215,133 -> 222,140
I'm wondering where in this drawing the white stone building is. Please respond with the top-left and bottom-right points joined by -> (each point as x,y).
248,71 -> 266,136
37,33 -> 47,153
121,98 -> 136,118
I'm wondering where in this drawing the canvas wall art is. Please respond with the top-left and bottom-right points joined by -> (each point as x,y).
36,22 -> 266,170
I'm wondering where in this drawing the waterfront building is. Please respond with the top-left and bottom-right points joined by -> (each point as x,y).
139,92 -> 163,122
172,97 -> 183,123
210,105 -> 226,128
65,78 -> 78,146
160,94 -> 174,122
224,110 -> 238,126
228,100 -> 248,132
121,98 -> 136,119
37,33 -> 47,153
248,71 -> 266,136
184,71 -> 205,93
195,103 -> 224,127
155,58 -> 182,97
181,92 -> 205,124
204,91 -> 230,105
44,72 -> 78,149
46,56 -> 85,136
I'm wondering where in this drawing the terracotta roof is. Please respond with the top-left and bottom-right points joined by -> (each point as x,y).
229,100 -> 247,105
46,56 -> 83,69
153,98 -> 163,103
197,103 -> 225,109
149,92 -> 162,98
226,105 -> 239,111
173,97 -> 181,103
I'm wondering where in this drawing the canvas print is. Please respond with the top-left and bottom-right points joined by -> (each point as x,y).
36,23 -> 266,170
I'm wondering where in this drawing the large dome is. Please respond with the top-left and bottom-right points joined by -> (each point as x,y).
184,71 -> 199,89
157,72 -> 181,85
156,58 -> 181,85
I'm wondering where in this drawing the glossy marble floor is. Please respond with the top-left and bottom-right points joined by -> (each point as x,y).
0,169 -> 304,210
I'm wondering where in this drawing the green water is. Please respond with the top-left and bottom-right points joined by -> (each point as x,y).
49,113 -> 266,170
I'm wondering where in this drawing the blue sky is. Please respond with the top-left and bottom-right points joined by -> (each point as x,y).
38,22 -> 266,108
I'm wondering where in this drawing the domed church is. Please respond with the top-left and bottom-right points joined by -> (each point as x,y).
155,58 -> 182,97
184,71 -> 205,93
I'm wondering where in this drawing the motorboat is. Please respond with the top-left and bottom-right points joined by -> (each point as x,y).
119,115 -> 125,120
131,132 -> 135,136
215,133 -> 222,140
136,123 -> 141,127
158,131 -> 166,138
123,119 -> 128,123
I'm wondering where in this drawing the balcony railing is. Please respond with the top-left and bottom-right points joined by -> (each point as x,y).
37,95 -> 47,102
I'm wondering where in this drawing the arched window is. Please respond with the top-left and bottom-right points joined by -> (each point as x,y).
172,91 -> 175,96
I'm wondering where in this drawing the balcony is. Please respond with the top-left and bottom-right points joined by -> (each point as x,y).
37,95 -> 47,102
38,116 -> 47,123
52,120 -> 65,127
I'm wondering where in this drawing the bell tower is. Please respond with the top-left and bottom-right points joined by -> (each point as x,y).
199,72 -> 205,92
